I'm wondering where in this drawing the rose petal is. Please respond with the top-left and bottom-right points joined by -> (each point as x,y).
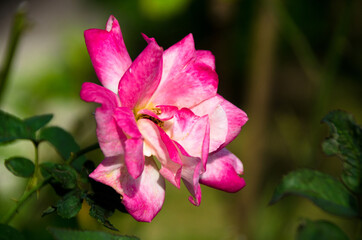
118,37 -> 163,110
121,157 -> 165,222
137,119 -> 182,188
175,145 -> 202,206
199,148 -> 245,193
196,50 -> 215,70
191,95 -> 227,152
84,15 -> 132,93
149,34 -> 218,108
191,95 -> 248,152
172,108 -> 210,170
113,108 -> 144,179
218,97 -> 248,149
89,155 -> 123,193
80,82 -> 125,157
90,156 -> 165,222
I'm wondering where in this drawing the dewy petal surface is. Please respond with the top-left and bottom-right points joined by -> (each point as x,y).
199,148 -> 245,193
118,38 -> 163,110
149,34 -> 218,108
84,16 -> 132,93
80,82 -> 125,157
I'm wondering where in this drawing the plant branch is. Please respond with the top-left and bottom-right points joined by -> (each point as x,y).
0,2 -> 29,104
66,142 -> 100,165
1,142 -> 100,224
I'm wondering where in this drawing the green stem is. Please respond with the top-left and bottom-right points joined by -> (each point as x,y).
1,142 -> 100,224
1,176 -> 51,224
66,143 -> 99,165
0,3 -> 28,104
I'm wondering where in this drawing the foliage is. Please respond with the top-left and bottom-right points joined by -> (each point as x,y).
270,110 -> 362,239
0,110 -> 134,239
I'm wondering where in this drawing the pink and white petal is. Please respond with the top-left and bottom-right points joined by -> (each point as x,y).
149,34 -> 218,108
218,97 -> 248,149
89,155 -> 123,194
199,148 -> 245,193
113,108 -> 144,179
80,82 -> 125,157
124,138 -> 145,179
118,38 -> 163,110
172,108 -> 210,170
84,16 -> 132,93
191,95 -> 227,152
177,150 -> 202,206
151,61 -> 218,109
95,107 -> 126,157
195,50 -> 215,70
137,105 -> 178,121
137,119 -> 182,188
80,82 -> 120,108
158,34 -> 195,86
121,157 -> 165,222
155,105 -> 179,120
113,107 -> 142,138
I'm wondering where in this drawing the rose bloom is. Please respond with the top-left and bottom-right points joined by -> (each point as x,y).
81,15 -> 248,222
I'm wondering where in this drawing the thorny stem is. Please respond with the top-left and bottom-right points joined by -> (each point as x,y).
0,142 -> 100,224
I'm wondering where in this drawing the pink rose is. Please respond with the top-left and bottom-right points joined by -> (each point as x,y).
81,15 -> 248,222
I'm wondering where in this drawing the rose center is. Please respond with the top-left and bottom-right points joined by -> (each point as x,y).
136,114 -> 164,128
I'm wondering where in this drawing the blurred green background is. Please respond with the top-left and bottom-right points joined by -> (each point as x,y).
0,0 -> 361,239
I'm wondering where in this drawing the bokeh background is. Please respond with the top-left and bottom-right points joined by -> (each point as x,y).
0,0 -> 361,239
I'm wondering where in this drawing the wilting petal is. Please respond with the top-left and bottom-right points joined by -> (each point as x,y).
199,148 -> 245,193
80,82 -> 125,157
172,108 -> 210,170
149,34 -> 218,108
138,119 -> 182,188
118,38 -> 163,109
114,108 -> 144,179
121,157 -> 165,222
84,15 -> 132,93
89,155 -> 123,193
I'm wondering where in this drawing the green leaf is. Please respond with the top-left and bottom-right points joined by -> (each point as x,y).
322,110 -> 362,194
4,157 -> 34,178
48,228 -> 139,240
56,190 -> 83,219
0,224 -> 26,240
42,206 -> 56,217
0,110 -> 35,143
40,162 -> 77,190
38,127 -> 86,171
85,195 -> 118,231
296,219 -> 349,240
270,169 -> 358,217
24,114 -> 53,132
